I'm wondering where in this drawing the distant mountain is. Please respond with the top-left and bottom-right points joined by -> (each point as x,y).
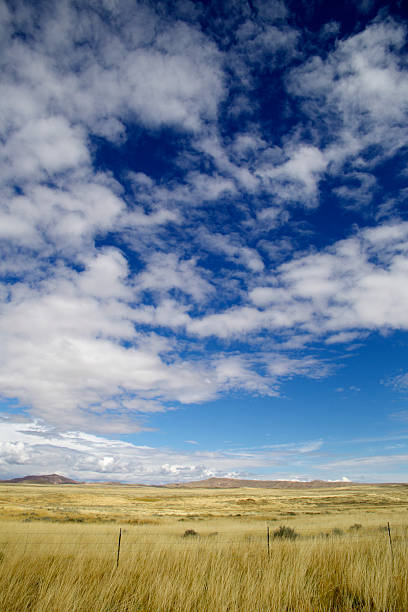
0,474 -> 356,487
0,473 -> 79,485
165,477 -> 354,489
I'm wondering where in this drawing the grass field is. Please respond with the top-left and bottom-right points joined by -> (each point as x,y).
0,483 -> 407,610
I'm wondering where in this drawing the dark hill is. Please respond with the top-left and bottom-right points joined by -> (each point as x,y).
0,473 -> 79,485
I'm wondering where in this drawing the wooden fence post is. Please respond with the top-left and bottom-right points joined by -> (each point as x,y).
387,522 -> 394,566
116,527 -> 122,568
267,525 -> 270,558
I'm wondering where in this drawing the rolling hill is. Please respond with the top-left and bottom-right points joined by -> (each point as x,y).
165,477 -> 354,489
0,473 -> 79,485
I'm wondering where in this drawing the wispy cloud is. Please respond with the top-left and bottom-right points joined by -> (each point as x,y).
320,454 -> 408,469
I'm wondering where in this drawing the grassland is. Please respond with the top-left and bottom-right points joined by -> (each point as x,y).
0,482 -> 407,610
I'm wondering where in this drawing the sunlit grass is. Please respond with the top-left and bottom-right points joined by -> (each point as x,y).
0,483 -> 407,610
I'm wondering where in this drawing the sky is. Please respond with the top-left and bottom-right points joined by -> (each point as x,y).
1,0 -> 408,484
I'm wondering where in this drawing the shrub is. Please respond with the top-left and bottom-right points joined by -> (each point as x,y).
331,528 -> 344,536
349,523 -> 362,531
182,529 -> 198,537
273,525 -> 298,540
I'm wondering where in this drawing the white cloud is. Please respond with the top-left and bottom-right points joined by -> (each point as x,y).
186,172 -> 237,201
1,2 -> 225,138
325,331 -> 367,345
320,454 -> 408,469
1,418 -> 405,484
249,286 -> 290,307
0,441 -> 30,466
0,248 -> 223,430
0,418 -> 326,483
214,356 -> 277,395
199,231 -> 265,272
135,253 -> 214,302
0,1 -> 407,445
0,117 -> 89,183
333,172 -> 377,207
287,18 -> 408,192
0,176 -> 124,256
267,355 -> 327,379
189,221 -> 408,340
188,306 -> 264,338
387,373 -> 408,392
258,145 -> 328,205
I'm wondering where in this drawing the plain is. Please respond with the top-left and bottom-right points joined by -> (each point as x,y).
0,482 -> 407,611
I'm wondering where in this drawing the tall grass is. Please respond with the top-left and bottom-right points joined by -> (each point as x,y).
0,521 -> 407,611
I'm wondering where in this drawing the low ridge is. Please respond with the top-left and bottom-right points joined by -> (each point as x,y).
0,473 -> 79,485
0,474 -> 357,487
165,477 -> 354,489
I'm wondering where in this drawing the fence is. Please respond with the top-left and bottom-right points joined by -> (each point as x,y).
0,522 -> 406,568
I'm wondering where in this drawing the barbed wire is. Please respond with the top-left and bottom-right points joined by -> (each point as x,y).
0,532 -> 407,542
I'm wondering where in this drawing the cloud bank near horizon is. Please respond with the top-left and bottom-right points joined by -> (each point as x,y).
2,417 -> 406,484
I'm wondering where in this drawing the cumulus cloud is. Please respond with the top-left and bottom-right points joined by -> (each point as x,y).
0,441 -> 30,466
1,0 -> 408,464
188,221 -> 408,340
257,145 -> 328,206
1,2 -> 225,136
0,419 -> 325,483
0,178 -> 124,256
0,248 -> 223,430
287,18 -> 408,201
135,253 -> 214,302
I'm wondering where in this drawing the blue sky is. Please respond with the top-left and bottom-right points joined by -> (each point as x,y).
1,0 -> 408,483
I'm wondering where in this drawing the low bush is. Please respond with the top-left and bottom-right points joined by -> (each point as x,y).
182,529 -> 198,537
349,523 -> 362,531
331,528 -> 344,536
273,525 -> 298,540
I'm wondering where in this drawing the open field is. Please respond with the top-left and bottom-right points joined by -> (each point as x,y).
1,482 -> 408,523
0,483 -> 407,610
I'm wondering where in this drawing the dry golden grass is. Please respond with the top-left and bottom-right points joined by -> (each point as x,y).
1,482 -> 407,523
0,483 -> 407,610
